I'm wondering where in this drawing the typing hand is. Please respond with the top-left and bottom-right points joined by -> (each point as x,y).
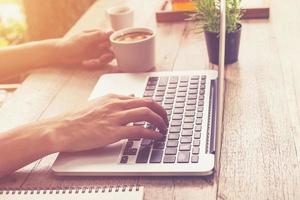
49,94 -> 168,152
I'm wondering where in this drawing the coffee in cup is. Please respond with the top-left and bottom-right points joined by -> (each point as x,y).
110,27 -> 156,72
114,32 -> 153,43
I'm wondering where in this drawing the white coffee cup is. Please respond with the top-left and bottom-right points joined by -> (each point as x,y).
106,6 -> 134,31
110,27 -> 156,72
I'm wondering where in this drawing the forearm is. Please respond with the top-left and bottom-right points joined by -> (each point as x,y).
0,120 -> 60,178
0,39 -> 61,80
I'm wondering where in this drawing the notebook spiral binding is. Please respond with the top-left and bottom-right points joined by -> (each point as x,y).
0,185 -> 140,195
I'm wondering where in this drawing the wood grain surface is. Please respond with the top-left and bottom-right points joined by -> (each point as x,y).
0,0 -> 299,199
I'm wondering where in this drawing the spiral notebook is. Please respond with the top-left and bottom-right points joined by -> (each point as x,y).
0,185 -> 143,200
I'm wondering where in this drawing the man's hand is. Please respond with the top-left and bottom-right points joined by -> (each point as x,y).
49,94 -> 168,152
56,30 -> 114,68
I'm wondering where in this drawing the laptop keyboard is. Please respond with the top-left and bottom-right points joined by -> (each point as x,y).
120,75 -> 207,164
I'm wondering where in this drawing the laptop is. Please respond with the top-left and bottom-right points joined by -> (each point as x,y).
52,1 -> 226,176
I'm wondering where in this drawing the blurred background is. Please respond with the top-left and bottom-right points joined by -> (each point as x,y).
0,0 -> 96,106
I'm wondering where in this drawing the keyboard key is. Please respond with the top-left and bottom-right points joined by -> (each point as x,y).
178,87 -> 187,92
136,146 -> 151,163
146,85 -> 156,91
154,96 -> 163,102
165,99 -> 174,104
173,108 -> 184,114
187,100 -> 197,105
158,77 -> 169,86
165,147 -> 177,155
180,76 -> 189,82
185,111 -> 195,116
183,123 -> 194,129
172,114 -> 183,120
179,82 -> 188,87
175,103 -> 185,108
177,152 -> 190,163
200,85 -> 206,89
188,89 -> 198,94
180,136 -> 192,143
163,104 -> 173,110
188,94 -> 197,100
125,141 -> 134,148
141,139 -> 153,146
144,91 -> 154,97
166,140 -> 179,147
192,147 -> 200,154
198,100 -> 204,106
163,155 -> 176,163
167,89 -> 176,94
157,86 -> 166,91
195,125 -> 202,131
199,95 -> 204,100
198,106 -> 204,112
201,75 -> 206,80
120,156 -> 128,164
196,118 -> 202,125
201,79 -> 206,84
191,155 -> 199,163
190,80 -> 199,85
181,130 -> 193,136
193,139 -> 200,146
150,149 -> 163,163
149,76 -> 159,81
200,90 -> 205,95
133,121 -> 145,126
123,148 -> 138,156
147,80 -> 158,86
166,109 -> 172,116
191,75 -> 200,80
176,97 -> 186,102
179,144 -> 191,151
184,117 -> 194,123
153,141 -> 165,149
156,91 -> 165,97
186,105 -> 196,111
194,131 -> 201,139
169,127 -> 181,133
170,120 -> 182,127
168,83 -> 177,89
169,76 -> 178,84
189,84 -> 198,89
168,134 -> 180,140
197,112 -> 203,118
177,92 -> 186,97
165,94 -> 175,99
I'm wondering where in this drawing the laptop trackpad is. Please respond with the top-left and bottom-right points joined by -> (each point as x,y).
54,141 -> 124,169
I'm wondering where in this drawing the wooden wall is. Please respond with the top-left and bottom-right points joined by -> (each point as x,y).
23,0 -> 96,41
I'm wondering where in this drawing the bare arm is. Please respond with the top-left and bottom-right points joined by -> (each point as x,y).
0,30 -> 114,81
0,95 -> 168,178
0,40 -> 60,79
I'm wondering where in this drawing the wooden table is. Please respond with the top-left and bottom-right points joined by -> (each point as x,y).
0,0 -> 299,199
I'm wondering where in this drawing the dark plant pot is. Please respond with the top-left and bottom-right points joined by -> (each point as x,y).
204,23 -> 242,65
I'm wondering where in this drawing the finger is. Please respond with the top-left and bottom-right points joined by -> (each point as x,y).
104,94 -> 136,100
84,30 -> 112,43
118,107 -> 167,134
82,52 -> 114,68
119,98 -> 168,125
85,46 -> 112,60
120,126 -> 163,140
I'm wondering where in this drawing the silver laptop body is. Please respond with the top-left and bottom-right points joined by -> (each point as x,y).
52,0 -> 226,176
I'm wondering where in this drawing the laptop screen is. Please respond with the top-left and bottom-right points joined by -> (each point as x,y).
215,0 -> 226,174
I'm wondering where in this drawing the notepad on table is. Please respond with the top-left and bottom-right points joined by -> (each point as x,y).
0,185 -> 144,200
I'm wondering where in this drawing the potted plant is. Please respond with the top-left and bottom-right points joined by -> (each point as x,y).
192,0 -> 242,65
